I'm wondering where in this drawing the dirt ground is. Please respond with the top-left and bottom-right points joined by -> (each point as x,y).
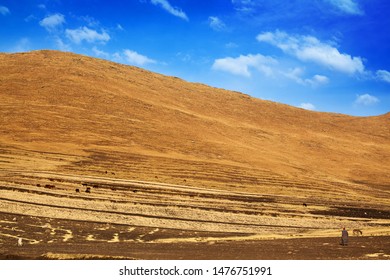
0,170 -> 389,260
1,212 -> 389,260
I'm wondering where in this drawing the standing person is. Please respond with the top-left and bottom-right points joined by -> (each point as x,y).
340,227 -> 349,246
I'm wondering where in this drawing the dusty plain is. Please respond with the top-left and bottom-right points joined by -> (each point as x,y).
0,51 -> 389,259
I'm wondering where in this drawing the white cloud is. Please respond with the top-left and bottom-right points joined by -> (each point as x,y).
9,38 -> 31,53
55,37 -> 72,52
285,68 -> 329,87
257,30 -> 364,74
92,48 -> 156,66
92,47 -> 110,59
80,15 -> 100,27
0,5 -> 10,15
39,14 -> 65,31
151,0 -> 188,21
312,74 -> 330,85
65,27 -> 110,44
326,0 -> 363,15
25,14 -> 37,22
231,0 -> 257,14
123,50 -> 156,66
212,54 -> 277,77
231,0 -> 256,4
176,52 -> 192,63
355,94 -> 379,106
208,16 -> 226,31
285,67 -> 305,83
376,70 -> 390,83
225,42 -> 238,48
299,103 -> 316,111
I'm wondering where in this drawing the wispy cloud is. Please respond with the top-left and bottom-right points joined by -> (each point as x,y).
257,30 -> 364,74
65,27 -> 110,44
79,15 -> 100,27
92,47 -> 156,66
285,68 -> 329,87
208,16 -> 226,31
25,14 -> 37,22
231,0 -> 257,14
122,49 -> 156,66
117,24 -> 124,31
299,103 -> 316,111
325,0 -> 363,15
376,70 -> 390,84
0,5 -> 10,15
92,47 -> 110,59
212,54 -> 277,77
39,14 -> 66,32
55,37 -> 72,52
108,49 -> 156,66
151,0 -> 188,21
355,94 -> 379,106
225,42 -> 238,48
9,38 -> 31,53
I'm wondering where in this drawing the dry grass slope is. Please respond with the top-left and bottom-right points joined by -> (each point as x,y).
0,50 -> 389,259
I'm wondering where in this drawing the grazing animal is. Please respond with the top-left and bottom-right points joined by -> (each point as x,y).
85,187 -> 91,193
75,188 -> 80,193
353,229 -> 363,236
303,203 -> 307,207
17,238 -> 23,247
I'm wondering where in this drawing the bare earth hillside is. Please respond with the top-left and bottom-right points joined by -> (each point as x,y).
0,50 -> 389,259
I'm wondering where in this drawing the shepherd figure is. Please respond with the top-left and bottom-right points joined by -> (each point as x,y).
340,227 -> 349,246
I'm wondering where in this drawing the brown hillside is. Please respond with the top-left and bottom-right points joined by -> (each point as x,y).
0,50 -> 389,260
1,50 -> 389,190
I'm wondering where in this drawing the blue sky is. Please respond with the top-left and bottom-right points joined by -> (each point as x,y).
1,0 -> 389,116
